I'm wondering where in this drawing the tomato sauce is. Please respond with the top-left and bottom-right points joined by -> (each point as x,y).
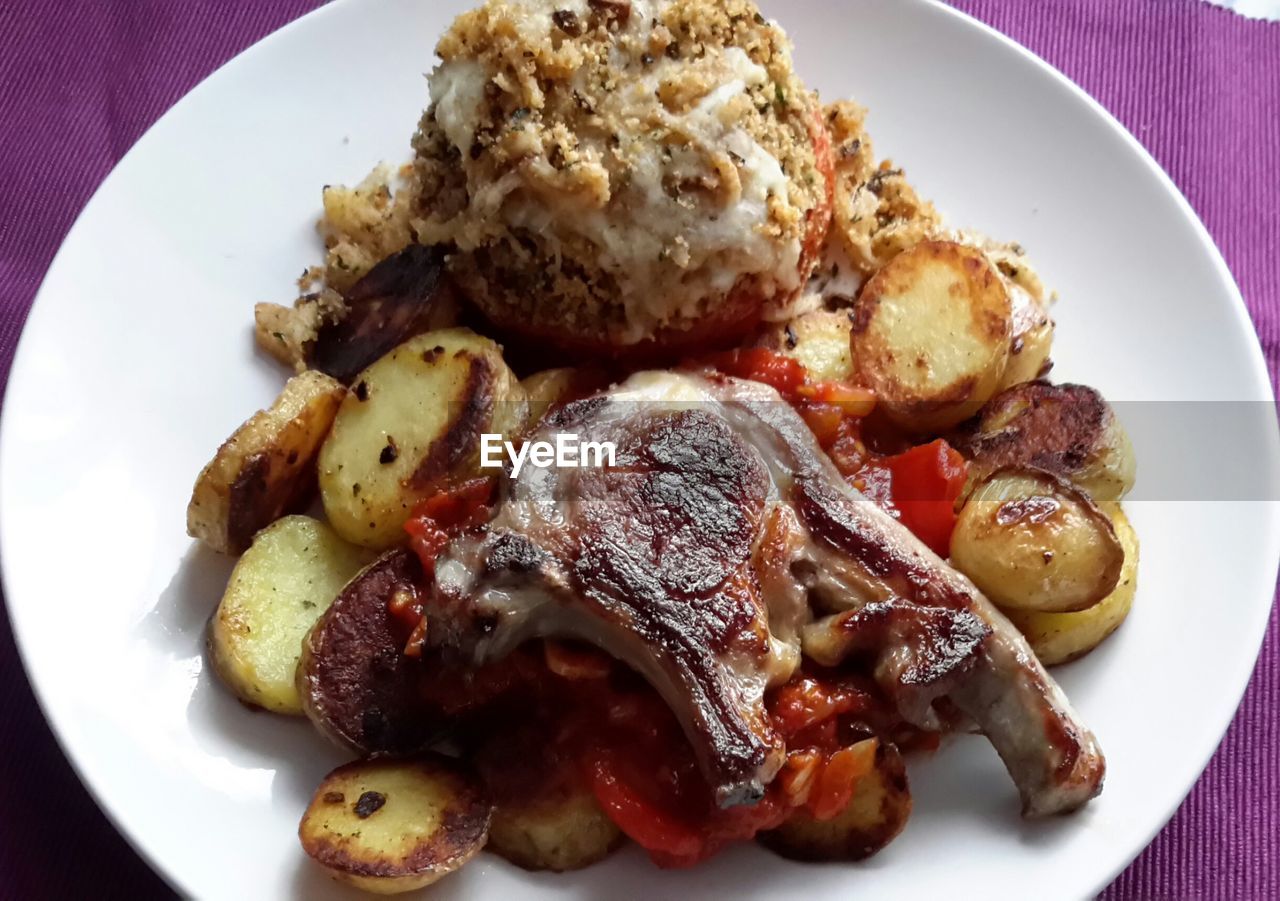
700,347 -> 968,555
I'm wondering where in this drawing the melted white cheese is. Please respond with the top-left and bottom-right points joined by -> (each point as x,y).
428,3 -> 806,343
429,59 -> 489,156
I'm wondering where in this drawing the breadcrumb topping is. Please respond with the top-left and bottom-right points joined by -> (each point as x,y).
411,0 -> 828,345
825,100 -> 940,279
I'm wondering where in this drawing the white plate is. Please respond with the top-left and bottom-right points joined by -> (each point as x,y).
3,0 -> 1278,898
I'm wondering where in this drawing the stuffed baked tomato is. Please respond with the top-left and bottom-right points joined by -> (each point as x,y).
411,0 -> 835,358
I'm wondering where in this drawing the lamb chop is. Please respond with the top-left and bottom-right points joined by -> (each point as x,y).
427,371 -> 1105,816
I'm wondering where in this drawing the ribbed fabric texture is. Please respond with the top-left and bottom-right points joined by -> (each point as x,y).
0,1 -> 1276,897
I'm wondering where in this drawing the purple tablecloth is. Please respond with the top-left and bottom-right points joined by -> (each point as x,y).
1,1 -> 1276,897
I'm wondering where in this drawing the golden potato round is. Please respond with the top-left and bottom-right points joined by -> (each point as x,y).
997,284 -> 1054,390
318,328 -> 526,547
488,788 -> 623,873
297,550 -> 435,756
299,757 -> 491,894
754,309 -> 857,383
1004,505 -> 1139,665
187,370 -> 346,554
208,516 -> 371,715
950,467 -> 1124,613
473,721 -> 622,871
852,241 -> 1011,432
964,381 -> 1136,502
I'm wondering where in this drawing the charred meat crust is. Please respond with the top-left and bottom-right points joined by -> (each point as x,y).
430,372 -> 1104,818
311,245 -> 450,384
569,409 -> 779,802
725,384 -> 1104,815
808,600 -> 990,691
298,550 -> 433,755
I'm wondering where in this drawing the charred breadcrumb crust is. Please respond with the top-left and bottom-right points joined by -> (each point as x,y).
410,0 -> 829,347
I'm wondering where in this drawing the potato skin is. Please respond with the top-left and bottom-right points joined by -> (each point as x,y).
950,467 -> 1124,613
300,756 -> 491,894
852,241 -> 1011,432
297,549 -> 434,755
208,516 -> 371,714
310,245 -> 460,385
958,381 -> 1136,502
760,742 -> 912,861
1005,505 -> 1139,665
318,328 -> 526,548
187,371 -> 346,554
754,308 -> 857,383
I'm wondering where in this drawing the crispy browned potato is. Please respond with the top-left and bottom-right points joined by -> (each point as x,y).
1005,505 -> 1139,665
754,309 -> 857,382
318,328 -> 527,548
208,516 -> 372,714
760,742 -> 912,861
187,371 -> 346,554
475,724 -> 623,871
297,549 -> 434,755
959,381 -> 1136,501
300,756 -> 491,894
950,467 -> 1124,613
852,241 -> 1011,432
310,245 -> 460,385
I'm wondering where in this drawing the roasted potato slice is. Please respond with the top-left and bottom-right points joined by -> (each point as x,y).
959,381 -> 1136,502
950,467 -> 1124,613
209,516 -> 371,714
852,241 -> 1011,432
311,245 -> 460,385
998,284 -> 1054,390
188,371 -> 346,554
760,742 -> 912,861
298,549 -> 434,755
318,328 -> 527,547
475,723 -> 623,871
1005,505 -> 1138,665
754,309 -> 857,382
488,786 -> 622,872
300,756 -> 491,894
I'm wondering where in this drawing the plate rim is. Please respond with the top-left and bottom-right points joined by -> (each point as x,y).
1,0 -> 1276,897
